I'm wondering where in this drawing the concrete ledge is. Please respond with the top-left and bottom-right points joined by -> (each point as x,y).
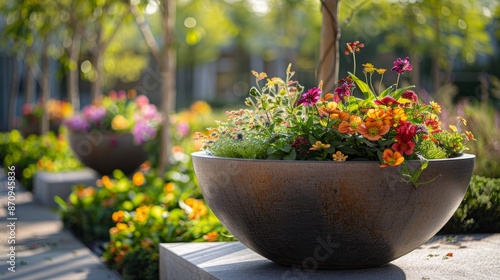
33,169 -> 99,208
160,235 -> 500,280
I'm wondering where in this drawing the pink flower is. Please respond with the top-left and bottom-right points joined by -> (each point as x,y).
391,57 -> 413,74
297,87 -> 321,107
135,95 -> 150,109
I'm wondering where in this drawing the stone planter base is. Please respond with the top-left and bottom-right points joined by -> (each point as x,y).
33,169 -> 98,208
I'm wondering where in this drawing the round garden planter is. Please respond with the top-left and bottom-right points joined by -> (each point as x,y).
68,131 -> 147,175
191,152 -> 475,269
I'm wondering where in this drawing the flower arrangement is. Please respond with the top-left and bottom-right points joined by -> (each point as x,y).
20,99 -> 74,135
64,90 -> 162,144
197,42 -> 475,184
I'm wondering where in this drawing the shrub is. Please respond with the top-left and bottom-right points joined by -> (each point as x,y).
1,129 -> 82,191
441,175 -> 500,233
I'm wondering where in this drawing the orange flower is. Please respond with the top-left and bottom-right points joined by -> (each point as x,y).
164,182 -> 176,193
102,175 -> 114,189
366,108 -> 392,125
203,232 -> 219,242
135,205 -> 150,223
457,116 -> 467,126
466,131 -> 475,141
132,172 -> 145,186
185,198 -> 208,220
380,149 -> 404,167
112,210 -> 125,223
388,107 -> 407,126
356,120 -> 391,141
338,115 -> 362,134
332,151 -> 348,162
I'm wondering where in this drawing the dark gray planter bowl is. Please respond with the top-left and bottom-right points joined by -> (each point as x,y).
192,151 -> 475,269
68,131 -> 147,175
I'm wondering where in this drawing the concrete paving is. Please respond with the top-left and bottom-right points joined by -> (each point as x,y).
161,235 -> 500,279
0,169 -> 120,280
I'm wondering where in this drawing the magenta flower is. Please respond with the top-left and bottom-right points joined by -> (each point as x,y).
297,87 -> 321,107
82,105 -> 106,123
391,57 -> 413,74
334,78 -> 354,102
64,115 -> 90,132
132,120 -> 157,144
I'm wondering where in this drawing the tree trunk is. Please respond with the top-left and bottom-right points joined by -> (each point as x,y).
40,37 -> 51,135
9,58 -> 20,130
24,45 -> 36,105
90,46 -> 104,101
318,0 -> 341,93
431,6 -> 441,93
158,0 -> 176,173
68,24 -> 83,110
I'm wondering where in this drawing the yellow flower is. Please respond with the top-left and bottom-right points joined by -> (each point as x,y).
332,151 -> 348,162
362,63 -> 376,73
376,68 -> 387,74
310,141 -> 331,151
116,223 -> 128,231
430,101 -> 441,114
190,100 -> 212,115
449,125 -> 457,133
111,115 -> 129,131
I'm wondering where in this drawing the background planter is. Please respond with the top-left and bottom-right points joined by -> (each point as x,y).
68,131 -> 147,175
192,152 -> 475,269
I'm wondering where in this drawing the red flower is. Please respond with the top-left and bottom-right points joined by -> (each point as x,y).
392,121 -> 417,155
344,41 -> 365,55
374,96 -> 400,107
401,90 -> 418,103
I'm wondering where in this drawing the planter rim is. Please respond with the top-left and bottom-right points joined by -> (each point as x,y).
191,151 -> 475,163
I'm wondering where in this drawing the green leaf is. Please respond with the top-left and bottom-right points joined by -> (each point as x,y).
54,195 -> 67,210
283,149 -> 297,160
249,87 -> 260,97
348,72 -> 375,99
379,85 -> 395,97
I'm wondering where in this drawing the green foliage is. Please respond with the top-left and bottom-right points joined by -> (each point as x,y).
0,130 -> 82,191
441,175 -> 500,233
57,102 -> 235,277
121,247 -> 158,280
